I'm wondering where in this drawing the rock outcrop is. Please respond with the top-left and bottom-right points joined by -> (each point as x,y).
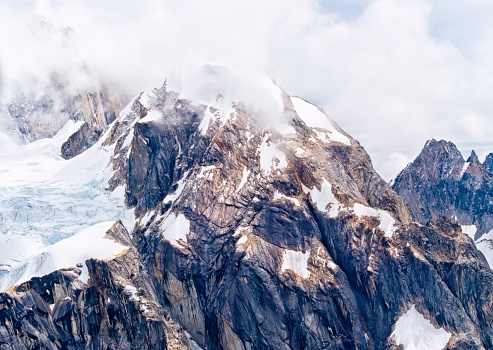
2,65 -> 493,349
392,139 -> 493,239
0,222 -> 195,350
0,82 -> 126,158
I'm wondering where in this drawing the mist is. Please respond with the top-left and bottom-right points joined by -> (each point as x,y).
1,0 -> 493,180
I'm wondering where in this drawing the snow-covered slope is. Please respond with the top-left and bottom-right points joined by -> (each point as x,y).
0,221 -> 128,291
391,305 -> 451,350
0,120 -> 133,280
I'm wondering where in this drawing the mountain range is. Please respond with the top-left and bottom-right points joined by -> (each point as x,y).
0,63 -> 492,349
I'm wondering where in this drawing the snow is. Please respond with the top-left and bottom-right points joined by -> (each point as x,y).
139,89 -> 156,108
306,179 -> 340,217
197,165 -> 215,179
273,191 -> 301,206
281,249 -> 310,278
0,112 -> 136,282
475,229 -> 493,268
161,213 -> 190,248
0,221 -> 128,291
237,236 -> 248,245
258,135 -> 288,174
163,172 -> 189,203
391,305 -> 451,350
353,204 -> 397,237
290,96 -> 351,145
138,109 -> 162,123
460,162 -> 470,178
125,285 -> 140,302
236,168 -> 250,192
461,224 -> 477,240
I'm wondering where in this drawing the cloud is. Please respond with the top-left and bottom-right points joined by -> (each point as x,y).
1,0 -> 493,180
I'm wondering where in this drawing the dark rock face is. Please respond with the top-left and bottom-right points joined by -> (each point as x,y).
60,88 -> 126,159
392,139 -> 493,238
483,153 -> 493,173
3,68 -> 493,349
0,223 -> 194,350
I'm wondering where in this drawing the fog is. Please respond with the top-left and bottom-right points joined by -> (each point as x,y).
1,0 -> 493,180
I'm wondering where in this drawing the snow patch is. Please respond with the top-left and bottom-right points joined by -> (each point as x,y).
391,305 -> 451,350
291,97 -> 350,145
125,285 -> 140,302
236,168 -> 250,192
273,191 -> 300,206
460,162 -> 470,178
163,172 -> 189,203
259,135 -> 288,174
161,213 -> 190,248
305,179 -> 340,217
0,221 -> 128,291
281,249 -> 310,278
461,224 -> 477,240
237,236 -> 248,245
353,204 -> 397,237
475,230 -> 493,268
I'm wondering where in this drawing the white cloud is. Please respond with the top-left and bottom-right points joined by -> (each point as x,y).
1,0 -> 493,180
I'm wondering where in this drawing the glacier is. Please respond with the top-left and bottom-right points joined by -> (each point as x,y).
0,119 -> 133,285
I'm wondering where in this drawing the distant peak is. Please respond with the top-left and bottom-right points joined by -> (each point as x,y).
419,139 -> 462,161
484,153 -> 493,173
466,150 -> 480,164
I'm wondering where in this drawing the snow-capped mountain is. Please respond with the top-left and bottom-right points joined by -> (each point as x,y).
1,64 -> 493,349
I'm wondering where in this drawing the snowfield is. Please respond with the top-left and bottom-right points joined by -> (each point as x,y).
391,305 -> 451,350
0,120 -> 133,284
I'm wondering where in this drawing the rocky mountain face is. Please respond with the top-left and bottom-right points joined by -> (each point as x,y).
392,139 -> 493,239
0,81 -> 126,158
2,64 -> 493,349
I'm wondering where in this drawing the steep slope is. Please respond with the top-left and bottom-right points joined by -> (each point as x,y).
2,64 -> 493,349
392,139 -> 493,239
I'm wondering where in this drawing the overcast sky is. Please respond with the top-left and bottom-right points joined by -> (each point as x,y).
1,0 -> 493,180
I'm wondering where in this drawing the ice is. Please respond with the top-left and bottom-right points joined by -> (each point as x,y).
391,305 -> 451,350
281,249 -> 310,278
0,115 -> 135,281
161,213 -> 190,248
0,221 -> 128,291
306,179 -> 340,218
353,204 -> 397,237
290,96 -> 351,145
461,224 -> 477,240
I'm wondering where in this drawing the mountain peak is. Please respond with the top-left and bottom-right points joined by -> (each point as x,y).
393,139 -> 493,237
483,153 -> 493,173
467,150 -> 480,164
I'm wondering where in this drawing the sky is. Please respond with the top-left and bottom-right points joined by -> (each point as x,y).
1,0 -> 493,180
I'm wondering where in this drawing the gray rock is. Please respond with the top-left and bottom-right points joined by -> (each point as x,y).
392,139 -> 493,238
